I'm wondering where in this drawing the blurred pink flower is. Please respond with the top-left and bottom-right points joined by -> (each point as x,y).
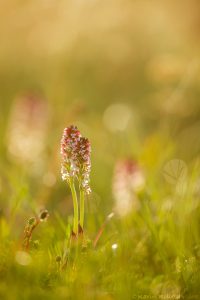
7,92 -> 48,164
112,159 -> 145,216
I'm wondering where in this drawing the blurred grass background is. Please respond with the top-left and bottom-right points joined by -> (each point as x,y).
1,0 -> 200,299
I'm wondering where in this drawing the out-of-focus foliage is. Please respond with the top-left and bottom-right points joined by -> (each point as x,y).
1,0 -> 200,299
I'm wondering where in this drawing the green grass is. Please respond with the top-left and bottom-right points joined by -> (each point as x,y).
1,151 -> 200,300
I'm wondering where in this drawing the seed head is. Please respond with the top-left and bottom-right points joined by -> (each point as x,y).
39,209 -> 49,222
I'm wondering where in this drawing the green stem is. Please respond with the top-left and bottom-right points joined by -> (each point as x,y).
80,188 -> 85,230
69,179 -> 79,235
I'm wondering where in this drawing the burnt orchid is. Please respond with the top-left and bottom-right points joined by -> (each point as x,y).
61,125 -> 91,235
